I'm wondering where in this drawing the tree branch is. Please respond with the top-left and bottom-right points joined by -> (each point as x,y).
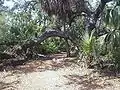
88,0 -> 113,31
22,28 -> 70,50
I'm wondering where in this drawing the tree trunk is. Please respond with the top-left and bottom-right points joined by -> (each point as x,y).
65,39 -> 70,57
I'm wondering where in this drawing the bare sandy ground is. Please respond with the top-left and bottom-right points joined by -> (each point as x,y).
0,53 -> 120,90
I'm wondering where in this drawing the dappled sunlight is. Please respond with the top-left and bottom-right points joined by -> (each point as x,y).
1,0 -> 120,89
64,74 -> 112,90
0,53 -> 120,90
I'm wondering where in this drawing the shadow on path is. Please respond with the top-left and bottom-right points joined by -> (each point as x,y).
64,73 -> 113,90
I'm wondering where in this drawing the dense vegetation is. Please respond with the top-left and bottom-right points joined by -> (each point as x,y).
0,0 -> 120,73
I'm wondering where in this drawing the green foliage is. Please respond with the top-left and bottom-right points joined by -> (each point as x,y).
104,30 -> 120,69
70,17 -> 84,43
105,3 -> 120,29
104,3 -> 120,69
0,5 -> 62,54
41,38 -> 60,54
81,30 -> 96,56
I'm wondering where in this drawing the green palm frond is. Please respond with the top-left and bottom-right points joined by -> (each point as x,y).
82,30 -> 95,55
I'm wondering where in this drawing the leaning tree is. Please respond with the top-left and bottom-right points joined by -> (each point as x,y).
0,0 -> 114,59
22,0 -> 113,53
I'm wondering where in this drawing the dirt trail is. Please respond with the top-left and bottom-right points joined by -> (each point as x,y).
0,53 -> 120,90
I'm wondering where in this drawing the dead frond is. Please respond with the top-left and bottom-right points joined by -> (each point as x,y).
40,0 -> 91,21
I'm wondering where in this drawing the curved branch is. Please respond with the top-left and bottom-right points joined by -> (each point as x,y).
22,29 -> 70,50
37,29 -> 69,42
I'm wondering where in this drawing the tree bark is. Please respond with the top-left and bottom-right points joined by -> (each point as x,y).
84,0 -> 112,67
18,0 -> 113,55
87,0 -> 113,32
65,38 -> 70,57
21,28 -> 72,51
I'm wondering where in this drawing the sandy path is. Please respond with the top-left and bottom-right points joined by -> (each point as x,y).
0,54 -> 120,90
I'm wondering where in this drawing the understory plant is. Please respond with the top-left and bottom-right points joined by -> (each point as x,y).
104,30 -> 120,71
81,30 -> 96,67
